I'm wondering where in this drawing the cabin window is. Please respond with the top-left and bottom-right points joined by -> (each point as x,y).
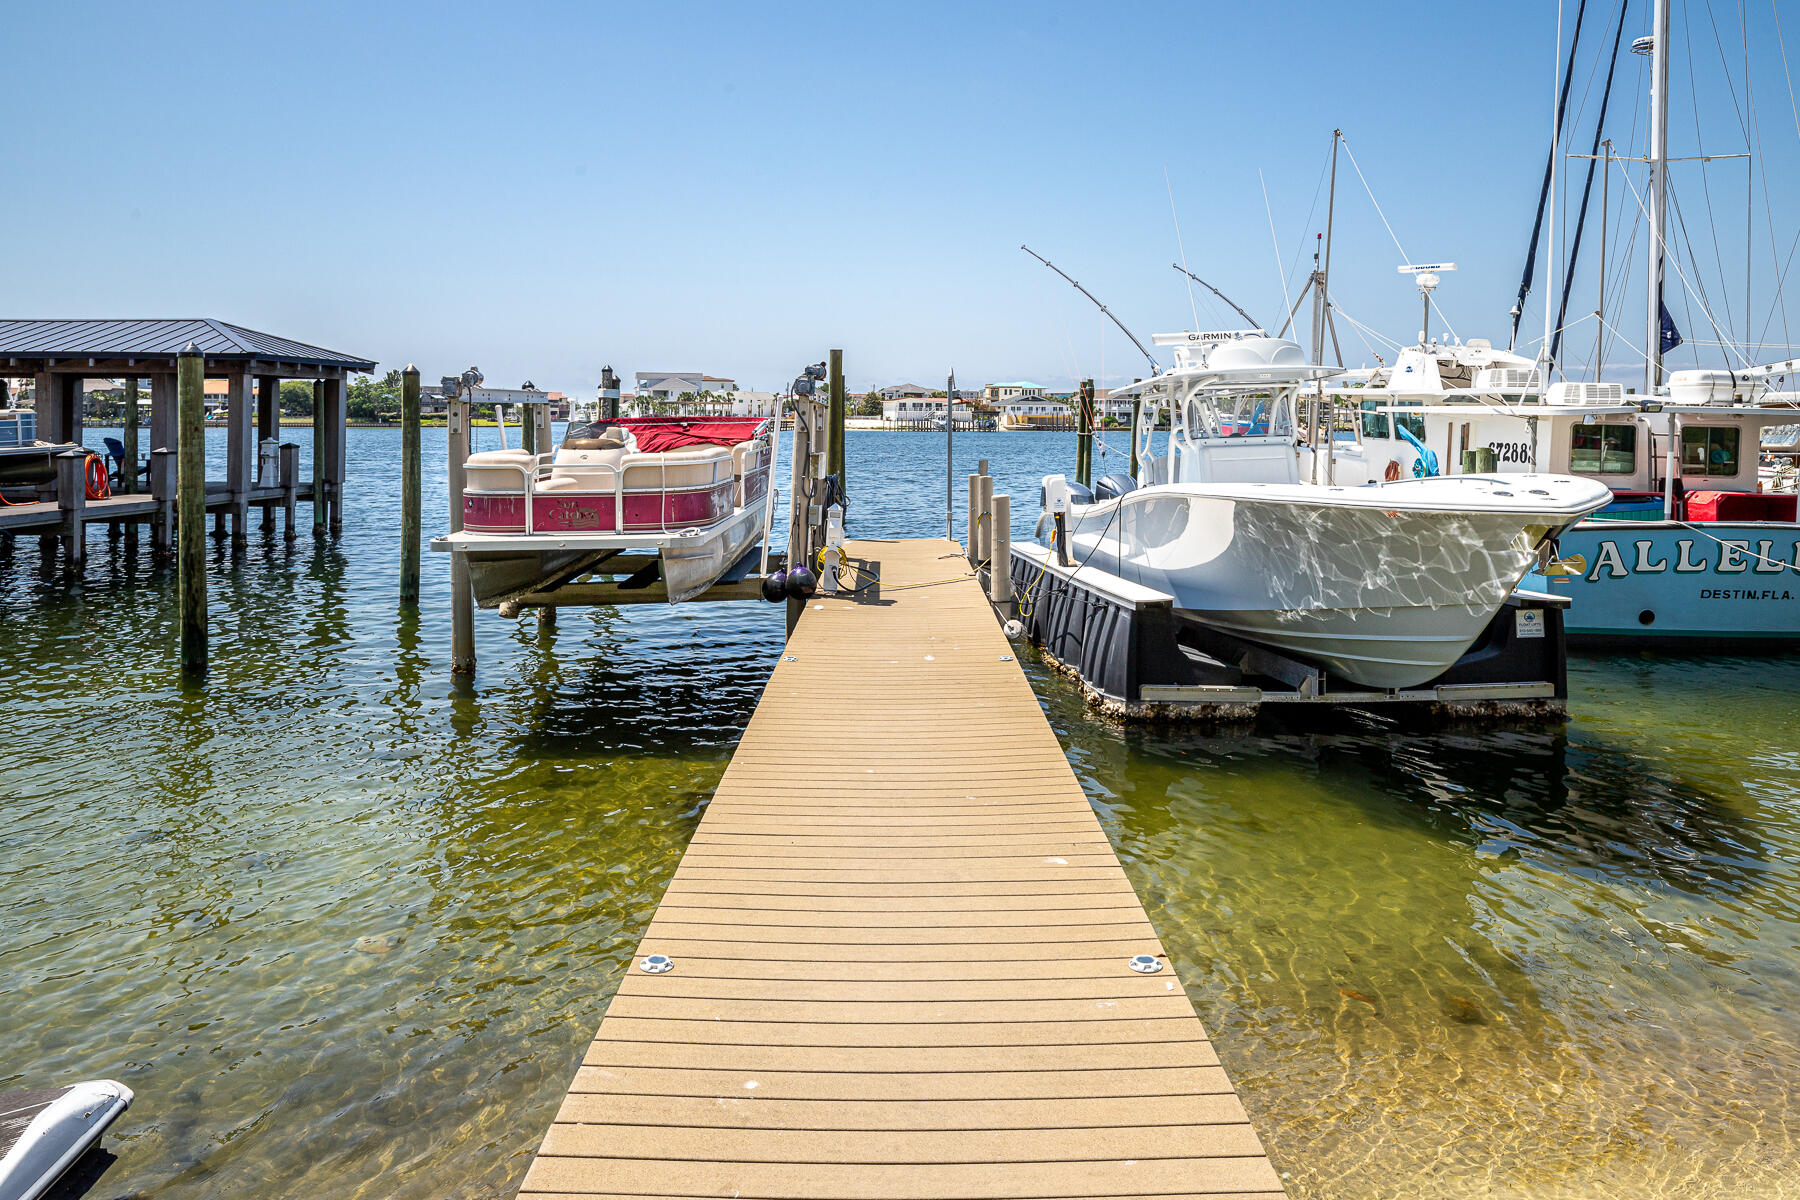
1392,402 -> 1426,440
1570,424 -> 1636,475
1360,400 -> 1389,438
1681,426 -> 1740,476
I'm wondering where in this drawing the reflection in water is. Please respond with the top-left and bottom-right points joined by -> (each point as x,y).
1,428 -> 1797,1199
1042,655 -> 1800,1200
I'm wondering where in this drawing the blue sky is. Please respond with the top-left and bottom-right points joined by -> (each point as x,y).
9,0 -> 1798,394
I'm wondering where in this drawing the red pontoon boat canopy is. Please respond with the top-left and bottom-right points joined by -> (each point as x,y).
615,416 -> 767,453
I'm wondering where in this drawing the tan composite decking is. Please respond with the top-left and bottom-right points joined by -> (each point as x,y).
519,538 -> 1285,1200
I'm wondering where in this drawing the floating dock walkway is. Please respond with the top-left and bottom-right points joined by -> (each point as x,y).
518,537 -> 1284,1200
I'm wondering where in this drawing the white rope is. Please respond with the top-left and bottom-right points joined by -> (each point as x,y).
1674,521 -> 1800,570
1339,133 -> 1458,342
1166,165 -> 1200,330
1259,168 -> 1292,317
1614,164 -> 1754,366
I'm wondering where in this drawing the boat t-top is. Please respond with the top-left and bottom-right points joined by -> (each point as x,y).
1038,334 -> 1611,689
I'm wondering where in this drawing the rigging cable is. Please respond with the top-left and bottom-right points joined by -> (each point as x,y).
1553,0 -> 1633,365
1259,169 -> 1292,317
1683,0 -> 1740,336
1512,0 -> 1591,349
1166,166 -> 1201,330
1339,134 -> 1459,342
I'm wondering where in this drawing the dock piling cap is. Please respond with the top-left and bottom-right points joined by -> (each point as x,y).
404,363 -> 419,375
179,341 -> 201,357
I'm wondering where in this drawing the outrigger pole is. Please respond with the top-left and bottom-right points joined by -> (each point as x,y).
1169,264 -> 1262,330
1021,245 -> 1161,375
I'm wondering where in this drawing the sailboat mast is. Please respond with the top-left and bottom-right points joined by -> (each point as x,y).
1597,137 -> 1610,380
1543,0 -> 1565,378
1645,0 -> 1671,394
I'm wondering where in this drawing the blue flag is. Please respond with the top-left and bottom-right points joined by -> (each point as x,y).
1659,301 -> 1684,354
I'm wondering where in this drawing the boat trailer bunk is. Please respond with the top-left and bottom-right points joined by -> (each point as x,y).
1005,542 -> 1570,721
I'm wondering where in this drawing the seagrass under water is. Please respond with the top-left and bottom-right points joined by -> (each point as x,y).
0,426 -> 1795,1198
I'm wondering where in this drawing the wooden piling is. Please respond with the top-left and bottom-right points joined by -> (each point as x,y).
321,377 -> 346,534
400,365 -> 421,607
1130,396 -> 1143,480
1076,378 -> 1094,488
122,377 -> 139,495
785,396 -> 818,637
226,369 -> 251,546
55,451 -> 86,572
150,447 -> 175,555
178,345 -> 207,674
448,393 -> 476,673
827,348 -> 845,497
966,473 -> 980,566
258,375 -> 279,531
311,379 -> 326,537
975,473 -> 994,568
280,443 -> 299,541
989,493 -> 1013,607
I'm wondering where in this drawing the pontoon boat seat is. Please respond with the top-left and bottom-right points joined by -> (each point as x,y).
731,441 -> 762,504
464,449 -> 538,493
619,446 -> 731,492
549,445 -> 627,490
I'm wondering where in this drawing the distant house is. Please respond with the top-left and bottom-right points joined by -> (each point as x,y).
635,371 -> 738,406
983,381 -> 1047,402
879,382 -> 932,400
881,397 -> 973,422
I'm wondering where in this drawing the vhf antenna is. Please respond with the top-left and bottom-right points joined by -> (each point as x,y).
1169,264 -> 1261,330
1021,245 -> 1161,375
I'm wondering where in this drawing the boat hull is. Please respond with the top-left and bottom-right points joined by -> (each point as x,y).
458,500 -> 768,607
1529,520 -> 1800,643
1057,478 -> 1603,688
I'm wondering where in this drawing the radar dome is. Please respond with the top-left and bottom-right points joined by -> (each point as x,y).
1208,337 -> 1307,371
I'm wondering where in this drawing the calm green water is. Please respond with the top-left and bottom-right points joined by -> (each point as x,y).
2,428 -> 1796,1199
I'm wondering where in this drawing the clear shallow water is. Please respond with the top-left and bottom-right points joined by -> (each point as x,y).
2,427 -> 1796,1198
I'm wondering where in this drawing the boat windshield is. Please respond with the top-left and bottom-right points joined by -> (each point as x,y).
1183,388 -> 1292,440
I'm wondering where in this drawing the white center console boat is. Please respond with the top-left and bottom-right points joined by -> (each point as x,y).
1040,335 -> 1612,688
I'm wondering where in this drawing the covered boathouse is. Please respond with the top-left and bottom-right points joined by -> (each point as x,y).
0,318 -> 376,542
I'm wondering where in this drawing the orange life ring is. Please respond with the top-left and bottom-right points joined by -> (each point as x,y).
85,453 -> 111,500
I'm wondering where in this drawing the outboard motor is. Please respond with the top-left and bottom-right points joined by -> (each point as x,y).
1039,476 -> 1092,510
1093,473 -> 1138,502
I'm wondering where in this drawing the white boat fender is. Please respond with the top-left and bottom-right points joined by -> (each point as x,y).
0,1079 -> 133,1200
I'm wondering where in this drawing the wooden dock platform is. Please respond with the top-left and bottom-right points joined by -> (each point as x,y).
518,537 -> 1285,1200
0,482 -> 311,534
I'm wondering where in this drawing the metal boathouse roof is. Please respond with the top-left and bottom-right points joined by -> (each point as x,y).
0,319 -> 375,371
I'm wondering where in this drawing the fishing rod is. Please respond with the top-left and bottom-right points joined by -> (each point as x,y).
1169,263 -> 1261,330
1021,245 -> 1161,375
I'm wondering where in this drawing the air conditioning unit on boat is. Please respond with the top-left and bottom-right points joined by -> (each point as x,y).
1474,367 -> 1541,392
1668,369 -> 1740,405
1545,381 -> 1625,405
